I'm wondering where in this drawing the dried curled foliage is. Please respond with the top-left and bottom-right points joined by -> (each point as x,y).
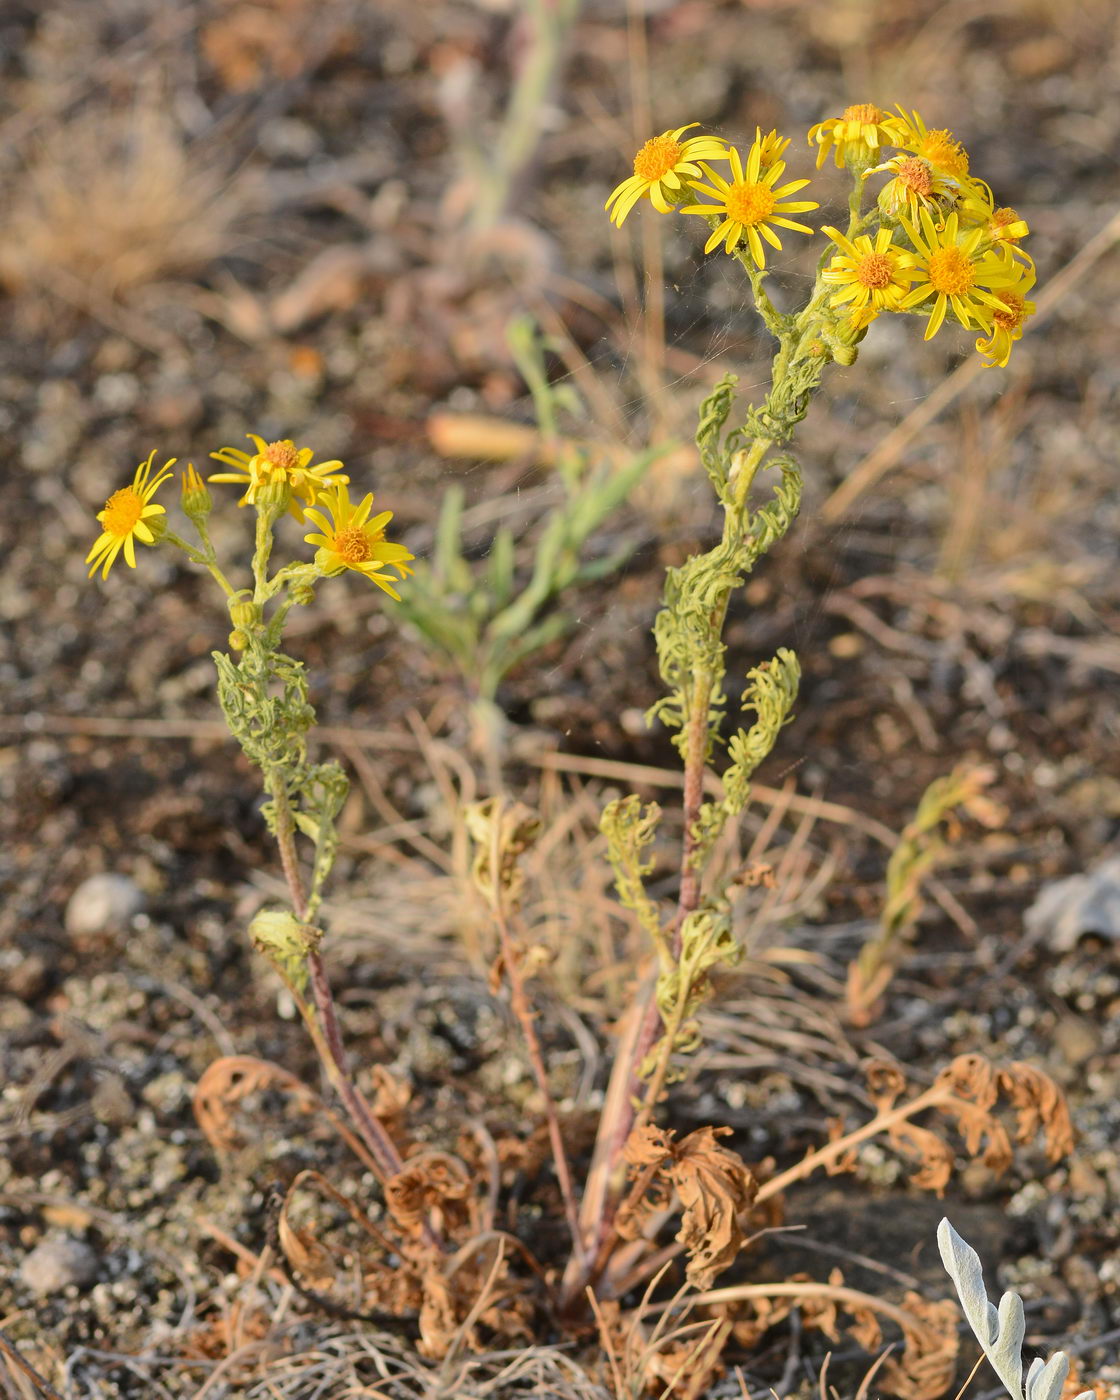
385,1151 -> 474,1238
193,1055 -> 322,1153
642,1317 -> 734,1400
880,1294 -> 961,1400
728,1272 -> 956,1400
592,1299 -> 732,1400
848,1054 -> 1074,1194
620,1125 -> 757,1289
276,1166 -> 533,1360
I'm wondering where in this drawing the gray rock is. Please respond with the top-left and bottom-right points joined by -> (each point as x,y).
64,873 -> 146,936
20,1236 -> 99,1295
1024,855 -> 1120,951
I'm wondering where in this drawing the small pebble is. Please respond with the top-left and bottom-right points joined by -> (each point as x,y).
65,874 -> 146,936
20,1236 -> 99,1295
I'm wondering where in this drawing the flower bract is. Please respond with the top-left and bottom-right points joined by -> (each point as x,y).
86,450 -> 174,579
821,226 -> 915,319
681,137 -> 817,266
605,124 -> 731,227
303,483 -> 414,599
808,103 -> 897,170
897,209 -> 1022,341
208,435 -> 349,521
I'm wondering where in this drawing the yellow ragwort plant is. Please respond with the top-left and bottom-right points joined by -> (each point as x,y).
86,434 -> 415,1193
559,102 -> 1039,1305
82,102 -> 1052,1371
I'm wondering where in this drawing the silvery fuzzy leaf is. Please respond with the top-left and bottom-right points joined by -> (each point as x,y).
938,1220 -> 1095,1400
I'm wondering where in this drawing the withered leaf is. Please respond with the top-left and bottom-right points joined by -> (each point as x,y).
385,1152 -> 472,1238
879,1293 -> 959,1400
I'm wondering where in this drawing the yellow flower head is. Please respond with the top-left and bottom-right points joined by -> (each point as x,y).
865,153 -> 959,224
889,108 -> 970,181
303,483 -> 414,599
958,177 -> 1032,260
808,103 -> 897,170
605,123 -> 732,227
897,208 -> 1022,340
208,434 -> 349,521
86,451 -> 174,579
975,270 -> 1037,368
821,226 -> 915,318
755,127 -> 791,171
681,136 -> 817,266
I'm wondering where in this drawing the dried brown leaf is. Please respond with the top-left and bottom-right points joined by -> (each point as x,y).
888,1120 -> 955,1195
193,1055 -> 320,1153
617,1125 -> 757,1287
642,1317 -> 733,1400
370,1065 -> 412,1146
822,1116 -> 861,1177
385,1152 -> 473,1239
798,1268 -> 846,1341
879,1294 -> 959,1400
866,1060 -> 908,1112
1000,1062 -> 1075,1161
848,1304 -> 883,1352
670,1127 -> 758,1290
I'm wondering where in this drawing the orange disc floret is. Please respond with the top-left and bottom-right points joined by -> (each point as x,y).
856,252 -> 895,289
633,134 -> 685,182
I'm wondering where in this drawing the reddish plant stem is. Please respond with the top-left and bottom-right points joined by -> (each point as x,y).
268,773 -> 412,1192
487,807 -> 586,1264
562,672 -> 717,1305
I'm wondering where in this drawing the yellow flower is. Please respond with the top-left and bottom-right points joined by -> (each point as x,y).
975,270 -> 1037,368
888,108 -> 970,180
681,136 -> 817,266
208,434 -> 349,520
865,154 -> 959,224
897,208 -> 1022,340
755,127 -> 790,171
86,451 -> 174,579
605,123 -> 732,227
821,226 -> 915,318
303,483 -> 414,599
957,178 -> 1032,261
808,103 -> 897,170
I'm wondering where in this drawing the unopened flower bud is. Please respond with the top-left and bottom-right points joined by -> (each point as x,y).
228,628 -> 250,651
229,598 -> 262,630
180,464 -> 212,521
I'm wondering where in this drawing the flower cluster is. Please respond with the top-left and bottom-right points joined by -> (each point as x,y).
605,103 -> 1036,367
86,434 -> 413,602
